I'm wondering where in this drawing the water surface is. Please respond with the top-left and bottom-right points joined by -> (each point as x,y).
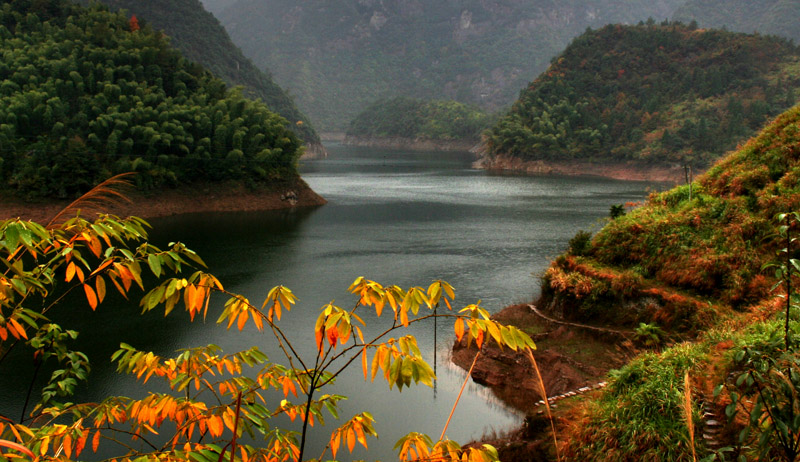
1,144 -> 666,461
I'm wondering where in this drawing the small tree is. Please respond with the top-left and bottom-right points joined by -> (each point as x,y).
719,212 -> 800,461
0,214 -> 535,461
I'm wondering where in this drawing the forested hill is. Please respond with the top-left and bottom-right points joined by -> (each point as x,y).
214,0 -> 685,131
673,0 -> 800,43
345,97 -> 493,145
88,0 -> 322,149
481,22 -> 800,169
0,0 -> 303,199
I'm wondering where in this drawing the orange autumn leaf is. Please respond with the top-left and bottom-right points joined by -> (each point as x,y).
8,317 -> 27,340
0,439 -> 34,458
84,284 -> 98,310
454,319 -> 465,342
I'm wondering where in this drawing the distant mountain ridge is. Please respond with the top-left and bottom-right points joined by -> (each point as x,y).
92,0 -> 323,152
672,0 -> 800,43
212,0 -> 686,131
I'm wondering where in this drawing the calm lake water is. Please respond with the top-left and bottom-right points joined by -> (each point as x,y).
1,144 -> 666,461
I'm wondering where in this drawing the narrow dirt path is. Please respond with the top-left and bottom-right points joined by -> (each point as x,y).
527,304 -> 633,336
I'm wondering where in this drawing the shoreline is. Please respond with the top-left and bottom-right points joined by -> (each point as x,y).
451,304 -> 629,415
451,303 -> 633,460
0,178 -> 327,223
476,153 -> 695,183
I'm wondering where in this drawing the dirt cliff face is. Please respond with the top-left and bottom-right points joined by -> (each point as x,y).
450,304 -> 631,415
217,0 -> 686,131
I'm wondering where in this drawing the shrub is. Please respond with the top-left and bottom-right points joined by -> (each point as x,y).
568,230 -> 593,256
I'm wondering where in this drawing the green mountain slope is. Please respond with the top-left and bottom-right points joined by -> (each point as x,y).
0,0 -> 303,198
346,97 -> 493,144
543,103 -> 800,461
673,0 -> 800,43
481,22 -> 800,170
541,103 -> 800,331
93,0 -> 322,149
216,0 -> 685,131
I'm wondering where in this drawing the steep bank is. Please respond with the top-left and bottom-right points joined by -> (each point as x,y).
451,304 -> 630,415
0,179 -> 326,223
303,142 -> 329,159
475,153 -> 688,183
343,136 -> 477,152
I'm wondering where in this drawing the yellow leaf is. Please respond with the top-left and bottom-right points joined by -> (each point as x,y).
96,276 -> 106,304
454,319 -> 465,342
361,348 -> 368,380
40,436 -> 49,456
66,262 -> 76,282
354,422 -> 367,448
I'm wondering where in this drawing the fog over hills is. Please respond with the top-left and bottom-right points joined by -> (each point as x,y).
672,0 -> 800,43
207,0 -> 685,131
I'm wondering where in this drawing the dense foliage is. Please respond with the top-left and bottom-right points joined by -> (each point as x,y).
215,0 -> 685,131
0,0 -> 303,199
483,22 -> 800,168
673,0 -> 800,43
91,0 -> 321,145
346,97 -> 493,142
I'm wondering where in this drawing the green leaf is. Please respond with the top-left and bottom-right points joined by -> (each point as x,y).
147,254 -> 162,278
4,222 -> 20,251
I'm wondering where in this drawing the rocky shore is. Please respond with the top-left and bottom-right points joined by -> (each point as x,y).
452,303 -> 634,460
451,304 -> 629,415
475,153 -> 693,183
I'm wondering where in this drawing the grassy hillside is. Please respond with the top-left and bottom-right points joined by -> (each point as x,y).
482,22 -> 800,170
537,103 -> 800,460
0,0 -> 303,199
346,97 -> 493,143
540,104 -> 800,330
673,0 -> 800,43
216,0 -> 685,131
88,0 -> 322,148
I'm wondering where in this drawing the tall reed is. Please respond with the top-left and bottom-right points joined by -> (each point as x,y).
527,349 -> 560,461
